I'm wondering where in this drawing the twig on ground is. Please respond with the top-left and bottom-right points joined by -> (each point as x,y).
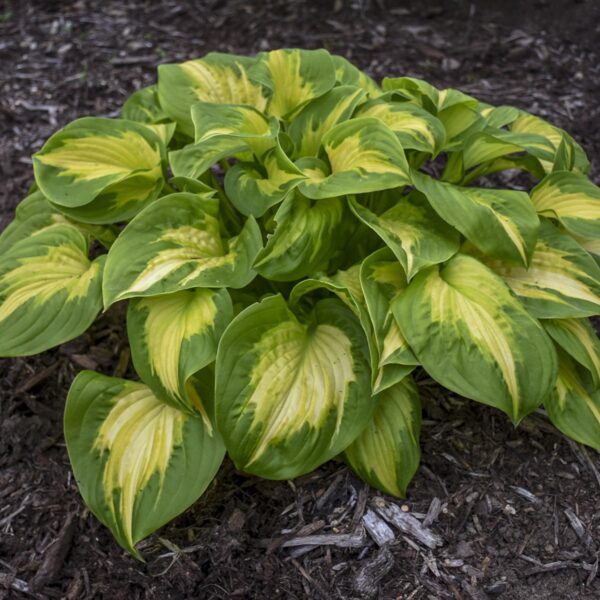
31,513 -> 77,590
290,558 -> 329,598
363,509 -> 395,546
373,498 -> 443,549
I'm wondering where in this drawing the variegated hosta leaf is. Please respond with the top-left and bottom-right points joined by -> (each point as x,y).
0,224 -> 104,357
475,220 -> 600,319
349,193 -> 460,280
510,111 -> 590,174
552,133 -> 577,172
0,190 -> 69,253
253,193 -> 352,281
169,175 -> 215,195
431,87 -> 479,112
214,294 -> 372,479
248,48 -> 336,120
344,376 -> 421,497
172,172 -> 234,225
157,53 -> 268,137
288,264 -> 396,393
33,117 -> 165,224
545,351 -> 600,451
144,122 -> 177,149
393,254 -> 557,423
65,372 -> 224,557
121,85 -> 170,124
382,77 -> 478,114
289,264 -> 366,317
575,235 -> 600,265
437,103 -> 485,151
543,319 -> 600,389
462,155 -> 548,186
382,77 -> 441,112
381,79 -> 482,151
298,117 -> 411,199
169,135 -> 250,180
412,170 -> 539,266
191,101 -> 279,157
360,248 -> 418,393
0,190 -> 118,252
356,99 -> 446,155
332,55 -> 381,97
531,171 -> 600,240
477,104 -> 521,129
103,192 -> 262,305
462,128 -> 556,172
287,85 -> 367,158
127,288 -> 233,415
224,145 -> 306,217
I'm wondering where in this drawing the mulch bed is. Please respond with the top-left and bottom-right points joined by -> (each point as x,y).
0,1 -> 599,598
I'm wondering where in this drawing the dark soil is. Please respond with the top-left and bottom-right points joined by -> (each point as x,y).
1,1 -> 599,598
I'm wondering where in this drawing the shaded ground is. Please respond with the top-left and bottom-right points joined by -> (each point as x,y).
1,1 -> 599,598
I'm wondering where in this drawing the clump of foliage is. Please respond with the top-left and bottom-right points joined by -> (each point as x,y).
1,49 -> 599,557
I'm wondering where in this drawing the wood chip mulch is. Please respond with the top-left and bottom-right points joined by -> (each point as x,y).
0,1 -> 599,598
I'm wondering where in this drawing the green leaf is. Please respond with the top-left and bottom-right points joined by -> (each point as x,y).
344,376 -> 421,497
477,104 -> 521,129
103,192 -> 262,305
574,235 -> 600,265
224,145 -> 306,217
64,371 -> 224,558
474,220 -> 600,319
412,170 -> 540,266
360,248 -> 418,392
0,190 -> 69,253
169,176 -> 215,195
380,78 -> 482,152
191,101 -> 279,157
437,104 -> 485,151
215,294 -> 372,479
552,133 -> 577,172
127,288 -> 233,415
393,254 -> 557,423
531,171 -> 600,240
0,224 -> 104,356
121,85 -> 170,124
543,319 -> 600,388
253,193 -> 352,281
349,192 -> 460,280
298,117 -> 410,199
287,85 -> 367,158
356,99 -> 446,155
462,155 -> 548,186
157,53 -> 268,137
332,55 -> 381,96
382,76 -> 439,112
248,48 -> 336,119
382,77 -> 477,113
33,117 -> 165,224
169,135 -> 250,180
288,263 -> 396,393
0,191 -> 118,252
462,128 -> 556,172
510,111 -> 590,175
545,350 -> 600,451
289,264 -> 366,317
144,122 -> 177,149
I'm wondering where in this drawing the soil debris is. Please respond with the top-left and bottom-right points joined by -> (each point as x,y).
1,1 -> 600,598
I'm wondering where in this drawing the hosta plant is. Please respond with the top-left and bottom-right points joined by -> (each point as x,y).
1,48 -> 599,557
